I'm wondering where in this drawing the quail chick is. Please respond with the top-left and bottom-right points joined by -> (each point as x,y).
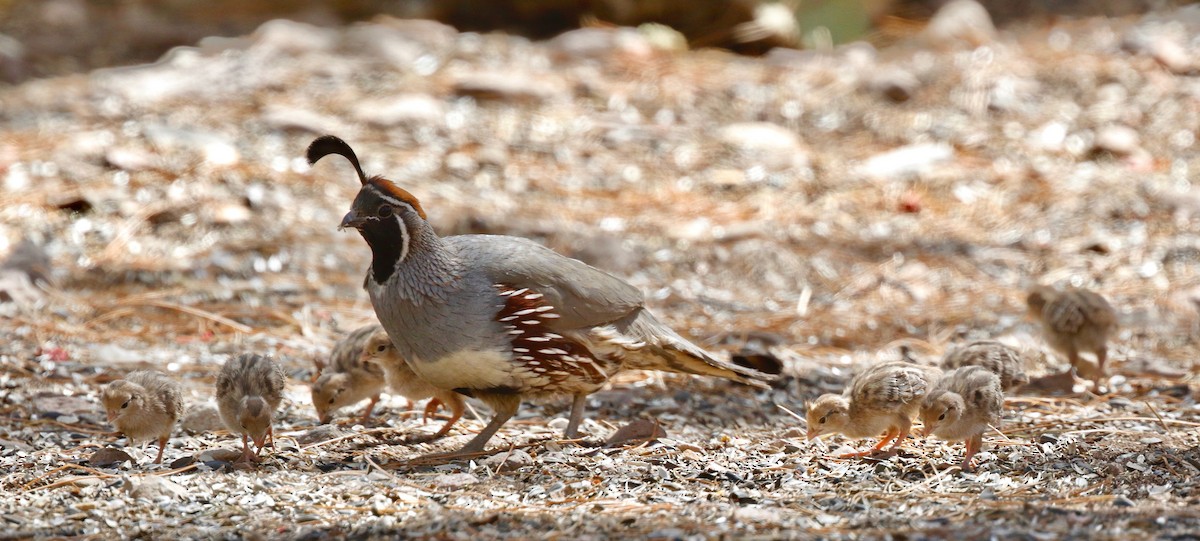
361,329 -> 465,438
311,325 -> 388,424
217,353 -> 286,463
941,340 -> 1029,392
806,361 -> 942,457
100,370 -> 184,463
920,366 -> 1004,471
1026,285 -> 1117,386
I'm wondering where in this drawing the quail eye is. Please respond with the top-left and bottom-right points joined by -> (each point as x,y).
377,205 -> 393,218
818,417 -> 826,424
121,400 -> 130,409
376,345 -> 386,352
938,413 -> 946,421
327,397 -> 335,405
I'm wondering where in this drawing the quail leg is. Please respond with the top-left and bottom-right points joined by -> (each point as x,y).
432,396 -> 464,439
882,418 -> 914,455
563,393 -> 588,439
239,434 -> 255,463
358,394 -> 381,424
423,398 -> 444,422
441,394 -> 521,456
154,435 -> 168,464
960,433 -> 982,472
837,428 -> 900,458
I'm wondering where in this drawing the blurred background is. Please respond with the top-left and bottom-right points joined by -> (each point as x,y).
0,0 -> 1191,82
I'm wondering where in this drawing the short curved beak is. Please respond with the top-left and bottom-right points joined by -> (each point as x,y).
318,413 -> 332,425
252,434 -> 267,449
106,410 -> 118,423
806,428 -> 818,441
339,210 -> 365,230
921,425 -> 934,437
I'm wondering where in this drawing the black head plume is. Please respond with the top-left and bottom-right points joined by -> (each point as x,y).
307,135 -> 368,185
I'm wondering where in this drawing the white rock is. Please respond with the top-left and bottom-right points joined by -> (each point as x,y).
858,143 -> 954,179
1094,125 -> 1141,156
717,122 -> 808,169
125,475 -> 187,500
431,472 -> 480,488
89,343 -> 142,365
923,0 -> 995,48
353,94 -> 445,126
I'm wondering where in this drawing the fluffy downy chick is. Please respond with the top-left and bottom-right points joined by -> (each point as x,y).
806,361 -> 942,457
217,353 -> 286,462
940,340 -> 1029,392
311,325 -> 388,424
1026,285 -> 1117,386
920,366 -> 1004,471
361,329 -> 465,439
100,370 -> 184,463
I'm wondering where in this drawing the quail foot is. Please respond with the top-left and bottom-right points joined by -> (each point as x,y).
217,353 -> 286,463
361,329 -> 465,438
806,361 -> 942,458
311,324 -> 388,424
940,340 -> 1029,392
1026,285 -> 1117,389
100,370 -> 184,464
920,366 -> 1004,471
309,135 -> 776,456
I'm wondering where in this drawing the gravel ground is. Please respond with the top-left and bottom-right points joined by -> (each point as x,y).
3,5 -> 1200,539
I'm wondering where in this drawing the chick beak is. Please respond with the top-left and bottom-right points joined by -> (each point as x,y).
318,414 -> 331,425
339,210 -> 365,230
252,434 -> 267,449
806,428 -> 818,441
106,410 -> 118,423
921,424 -> 934,437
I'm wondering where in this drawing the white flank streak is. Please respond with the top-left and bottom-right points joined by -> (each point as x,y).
511,288 -> 529,296
513,308 -> 537,316
533,306 -> 554,312
521,320 -> 540,325
525,293 -> 544,300
540,313 -> 561,319
527,336 -> 551,342
512,347 -> 529,353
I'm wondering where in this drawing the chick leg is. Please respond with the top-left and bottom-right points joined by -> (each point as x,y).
837,428 -> 899,458
1094,346 -> 1109,390
154,435 -> 168,464
875,418 -> 914,457
960,433 -> 982,472
239,434 -> 255,463
358,393 -> 381,423
563,393 -> 588,439
432,395 -> 464,439
424,398 -> 444,423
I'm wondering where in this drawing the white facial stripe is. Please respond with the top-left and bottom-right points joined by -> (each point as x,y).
369,186 -> 419,216
394,214 -> 409,262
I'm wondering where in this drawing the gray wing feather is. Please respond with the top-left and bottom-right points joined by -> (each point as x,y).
448,235 -> 644,330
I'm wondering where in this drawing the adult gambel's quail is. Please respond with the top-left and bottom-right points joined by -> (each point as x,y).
308,135 -> 776,454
